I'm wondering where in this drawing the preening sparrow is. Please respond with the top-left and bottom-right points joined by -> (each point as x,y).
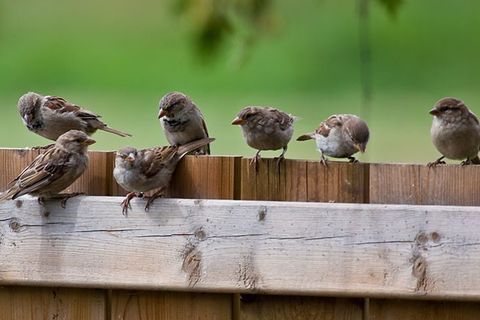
18,92 -> 131,142
428,97 -> 480,166
0,130 -> 95,214
113,137 -> 214,215
158,92 -> 210,155
297,114 -> 369,166
232,106 -> 296,171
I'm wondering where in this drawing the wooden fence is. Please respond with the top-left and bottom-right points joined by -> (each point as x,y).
1,148 -> 480,319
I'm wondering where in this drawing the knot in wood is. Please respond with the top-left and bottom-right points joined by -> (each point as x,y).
258,208 -> 267,222
194,228 -> 206,241
9,219 -> 21,232
15,200 -> 22,208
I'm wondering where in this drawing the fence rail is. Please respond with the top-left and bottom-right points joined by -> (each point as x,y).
1,148 -> 480,320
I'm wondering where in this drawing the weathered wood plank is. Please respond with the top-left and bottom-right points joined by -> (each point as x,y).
110,291 -> 231,320
239,295 -> 363,320
0,286 -> 106,320
370,163 -> 480,205
1,198 -> 480,300
370,299 -> 480,320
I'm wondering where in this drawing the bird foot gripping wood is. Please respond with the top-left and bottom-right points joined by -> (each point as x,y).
320,154 -> 329,167
144,189 -> 165,212
120,192 -> 139,215
249,151 -> 261,173
427,156 -> 445,168
348,156 -> 359,163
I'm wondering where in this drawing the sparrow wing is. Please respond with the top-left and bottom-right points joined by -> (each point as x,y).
315,115 -> 341,137
267,108 -> 295,131
140,146 -> 179,178
6,147 -> 72,199
43,96 -> 100,122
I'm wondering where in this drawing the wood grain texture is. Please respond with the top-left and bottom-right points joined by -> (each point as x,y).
239,295 -> 363,320
1,198 -> 480,300
111,291 -> 231,320
241,158 -> 368,203
370,163 -> 480,205
0,286 -> 105,320
370,299 -> 480,320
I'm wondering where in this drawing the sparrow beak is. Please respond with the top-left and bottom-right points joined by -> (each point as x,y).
231,117 -> 245,125
84,138 -> 96,146
126,153 -> 136,163
429,107 -> 440,116
354,143 -> 366,153
158,108 -> 167,119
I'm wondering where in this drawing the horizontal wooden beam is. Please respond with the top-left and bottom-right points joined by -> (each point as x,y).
1,197 -> 480,300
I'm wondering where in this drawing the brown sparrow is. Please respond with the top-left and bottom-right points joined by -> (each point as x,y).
428,97 -> 480,166
18,92 -> 131,142
113,137 -> 214,215
231,106 -> 296,171
158,92 -> 210,155
0,130 -> 95,215
297,114 -> 369,166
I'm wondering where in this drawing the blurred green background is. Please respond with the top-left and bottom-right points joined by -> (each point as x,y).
0,0 -> 479,163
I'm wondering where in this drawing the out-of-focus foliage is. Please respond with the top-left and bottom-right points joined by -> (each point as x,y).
175,0 -> 275,61
177,0 -> 404,60
376,0 -> 404,16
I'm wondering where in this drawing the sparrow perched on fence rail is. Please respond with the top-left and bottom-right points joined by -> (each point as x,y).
297,114 -> 369,166
428,97 -> 480,167
113,137 -> 214,215
232,106 -> 296,172
158,92 -> 210,155
18,92 -> 131,144
0,130 -> 95,215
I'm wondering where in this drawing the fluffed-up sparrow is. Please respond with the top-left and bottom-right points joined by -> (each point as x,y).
158,92 -> 210,155
113,137 -> 214,215
428,97 -> 480,167
18,92 -> 131,143
0,130 -> 95,215
297,114 -> 369,166
231,106 -> 296,171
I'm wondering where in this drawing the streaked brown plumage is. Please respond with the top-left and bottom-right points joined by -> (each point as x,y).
0,130 -> 95,214
113,137 -> 215,214
428,97 -> 480,167
18,92 -> 131,141
297,114 -> 369,165
232,106 -> 296,171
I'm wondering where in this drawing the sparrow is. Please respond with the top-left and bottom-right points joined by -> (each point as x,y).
158,92 -> 210,155
18,92 -> 131,143
297,114 -> 369,166
0,130 -> 95,215
428,97 -> 480,167
113,137 -> 214,215
231,106 -> 296,171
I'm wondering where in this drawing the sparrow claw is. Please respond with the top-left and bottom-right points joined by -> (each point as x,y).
348,156 -> 359,163
121,192 -> 137,216
427,156 -> 446,168
320,154 -> 328,167
461,159 -> 473,166
37,197 -> 50,217
144,190 -> 164,212
249,151 -> 261,173
58,192 -> 84,208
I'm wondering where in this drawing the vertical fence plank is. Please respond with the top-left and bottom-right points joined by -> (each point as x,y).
369,163 -> 480,318
0,287 -> 106,320
239,157 -> 368,319
241,158 -> 368,203
239,295 -> 363,320
369,163 -> 480,205
111,291 -> 231,320
109,155 -> 239,320
370,299 -> 480,320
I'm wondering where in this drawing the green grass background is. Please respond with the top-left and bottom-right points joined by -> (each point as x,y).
0,0 -> 479,164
